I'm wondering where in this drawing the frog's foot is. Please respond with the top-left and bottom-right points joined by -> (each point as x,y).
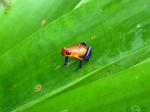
84,46 -> 92,61
81,42 -> 87,46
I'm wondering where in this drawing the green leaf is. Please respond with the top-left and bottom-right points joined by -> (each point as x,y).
24,57 -> 150,112
0,0 -> 150,112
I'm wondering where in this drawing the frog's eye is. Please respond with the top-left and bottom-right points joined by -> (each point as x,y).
66,51 -> 71,55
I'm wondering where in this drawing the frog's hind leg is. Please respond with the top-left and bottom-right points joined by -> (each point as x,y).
84,46 -> 92,61
81,42 -> 87,46
64,57 -> 69,66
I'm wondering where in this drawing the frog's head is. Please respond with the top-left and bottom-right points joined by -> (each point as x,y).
61,47 -> 71,56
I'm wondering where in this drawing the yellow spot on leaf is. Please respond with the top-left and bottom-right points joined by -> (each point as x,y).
34,84 -> 42,92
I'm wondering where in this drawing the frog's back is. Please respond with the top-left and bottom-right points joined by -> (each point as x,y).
69,44 -> 88,57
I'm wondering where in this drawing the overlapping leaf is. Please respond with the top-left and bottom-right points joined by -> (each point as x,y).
0,0 -> 81,55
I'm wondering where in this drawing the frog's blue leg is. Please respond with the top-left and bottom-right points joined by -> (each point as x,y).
84,46 -> 92,61
81,42 -> 87,46
64,57 -> 69,66
79,60 -> 83,69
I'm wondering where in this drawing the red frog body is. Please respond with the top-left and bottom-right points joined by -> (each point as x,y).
61,42 -> 92,69
61,44 -> 88,61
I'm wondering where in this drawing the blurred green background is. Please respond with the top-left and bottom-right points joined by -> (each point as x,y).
0,0 -> 150,112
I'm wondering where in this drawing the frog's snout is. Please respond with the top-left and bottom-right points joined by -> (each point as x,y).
61,48 -> 71,56
61,48 -> 67,56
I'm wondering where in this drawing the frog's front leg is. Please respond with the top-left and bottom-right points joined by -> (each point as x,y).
64,57 -> 69,66
79,60 -> 83,69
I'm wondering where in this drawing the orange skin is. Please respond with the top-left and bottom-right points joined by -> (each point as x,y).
61,44 -> 88,61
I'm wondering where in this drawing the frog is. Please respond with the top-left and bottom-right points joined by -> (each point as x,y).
61,42 -> 92,69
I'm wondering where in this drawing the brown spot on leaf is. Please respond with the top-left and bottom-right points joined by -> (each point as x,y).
4,4 -> 11,14
41,19 -> 47,27
34,84 -> 42,92
0,0 -> 15,14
